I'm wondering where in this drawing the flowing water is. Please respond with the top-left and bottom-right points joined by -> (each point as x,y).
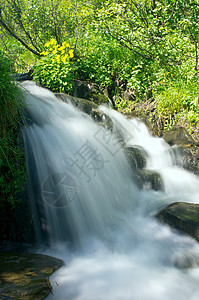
22,81 -> 199,300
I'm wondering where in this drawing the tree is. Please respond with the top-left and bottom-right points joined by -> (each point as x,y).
0,0 -> 78,57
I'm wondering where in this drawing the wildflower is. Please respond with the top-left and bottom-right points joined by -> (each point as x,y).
44,38 -> 57,48
50,38 -> 57,45
52,50 -> 57,55
62,54 -> 69,63
44,42 -> 50,47
63,41 -> 70,48
69,49 -> 74,58
58,45 -> 65,52
77,59 -> 80,62
40,51 -> 48,56
57,55 -> 61,63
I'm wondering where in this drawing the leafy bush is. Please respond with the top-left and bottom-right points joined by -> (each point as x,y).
33,39 -> 76,93
34,36 -> 137,96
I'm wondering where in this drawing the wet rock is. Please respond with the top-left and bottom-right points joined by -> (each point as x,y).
163,126 -> 199,176
164,126 -> 198,147
73,80 -> 110,105
172,251 -> 199,269
0,252 -> 64,299
55,93 -> 114,131
135,169 -> 164,191
124,146 -> 147,170
124,146 -> 163,191
14,69 -> 34,81
169,146 -> 199,176
55,93 -> 97,115
157,202 -> 199,242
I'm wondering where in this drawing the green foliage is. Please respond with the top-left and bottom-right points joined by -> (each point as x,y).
76,36 -> 134,86
33,39 -> 75,93
154,68 -> 199,128
114,98 -> 133,114
0,51 -> 25,208
1,0 -> 199,136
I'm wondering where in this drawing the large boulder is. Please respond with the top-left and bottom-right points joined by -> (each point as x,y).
157,202 -> 199,242
0,252 -> 64,299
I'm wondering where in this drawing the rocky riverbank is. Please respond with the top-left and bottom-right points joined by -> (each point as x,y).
0,251 -> 64,299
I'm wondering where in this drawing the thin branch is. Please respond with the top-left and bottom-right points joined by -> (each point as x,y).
13,0 -> 41,53
0,17 -> 41,56
105,26 -> 152,59
163,0 -> 178,26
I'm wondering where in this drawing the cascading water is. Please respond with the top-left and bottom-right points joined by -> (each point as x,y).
22,81 -> 199,300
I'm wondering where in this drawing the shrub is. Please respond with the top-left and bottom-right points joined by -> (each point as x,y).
33,39 -> 76,93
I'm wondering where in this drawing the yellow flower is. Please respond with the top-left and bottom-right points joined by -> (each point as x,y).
44,42 -> 50,48
50,38 -> 57,45
61,50 -> 65,55
40,51 -> 48,56
44,38 -> 57,48
56,55 -> 61,63
62,54 -> 69,63
63,41 -> 70,48
77,59 -> 80,62
52,50 -> 57,55
58,45 -> 65,52
69,49 -> 74,58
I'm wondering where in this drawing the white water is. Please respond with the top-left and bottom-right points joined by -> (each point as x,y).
22,82 -> 199,300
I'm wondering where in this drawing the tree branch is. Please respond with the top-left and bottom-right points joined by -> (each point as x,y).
0,17 -> 41,56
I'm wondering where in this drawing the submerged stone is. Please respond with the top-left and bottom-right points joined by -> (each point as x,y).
135,169 -> 164,191
157,202 -> 199,242
0,252 -> 64,299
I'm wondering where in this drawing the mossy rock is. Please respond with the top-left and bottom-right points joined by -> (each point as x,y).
135,169 -> 163,191
0,252 -> 64,299
89,92 -> 110,105
55,93 -> 97,115
124,146 -> 147,170
157,202 -> 199,242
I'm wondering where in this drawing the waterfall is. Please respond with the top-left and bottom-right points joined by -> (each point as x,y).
21,81 -> 199,300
